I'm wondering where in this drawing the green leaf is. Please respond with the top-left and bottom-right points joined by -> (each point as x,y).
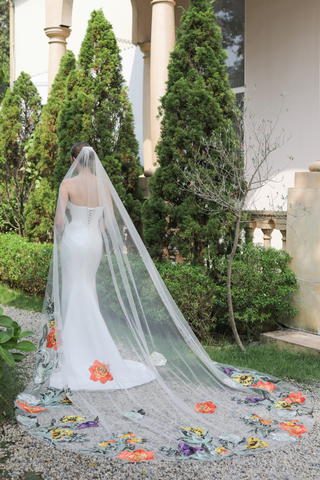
0,347 -> 15,367
0,316 -> 14,328
19,330 -> 35,338
1,340 -> 17,350
0,307 -> 3,316
0,365 -> 3,378
15,340 -> 37,352
0,332 -> 11,344
12,353 -> 25,362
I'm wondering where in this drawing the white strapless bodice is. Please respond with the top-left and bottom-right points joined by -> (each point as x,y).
67,201 -> 104,229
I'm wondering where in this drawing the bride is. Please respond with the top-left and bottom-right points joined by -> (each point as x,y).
16,143 -> 313,462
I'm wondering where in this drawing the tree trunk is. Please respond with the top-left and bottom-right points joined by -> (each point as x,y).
227,215 -> 245,351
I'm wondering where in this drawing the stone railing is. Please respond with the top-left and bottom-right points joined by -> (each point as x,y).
245,210 -> 287,250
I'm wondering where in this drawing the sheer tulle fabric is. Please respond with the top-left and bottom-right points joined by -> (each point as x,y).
16,147 -> 314,461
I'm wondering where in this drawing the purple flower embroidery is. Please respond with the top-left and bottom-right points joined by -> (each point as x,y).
221,367 -> 236,376
245,397 -> 265,404
77,421 -> 99,429
178,442 -> 204,456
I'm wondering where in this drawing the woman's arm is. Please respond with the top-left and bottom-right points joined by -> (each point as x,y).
55,182 -> 69,234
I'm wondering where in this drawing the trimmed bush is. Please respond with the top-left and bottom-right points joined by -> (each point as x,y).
156,262 -> 217,344
0,235 -> 298,343
0,233 -> 52,296
211,243 -> 298,338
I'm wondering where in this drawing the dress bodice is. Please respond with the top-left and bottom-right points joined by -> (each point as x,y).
67,201 -> 104,229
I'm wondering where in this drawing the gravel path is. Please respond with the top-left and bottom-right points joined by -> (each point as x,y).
1,305 -> 319,480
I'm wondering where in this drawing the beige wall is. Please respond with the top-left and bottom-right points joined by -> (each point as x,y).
245,0 -> 320,211
15,0 -> 48,78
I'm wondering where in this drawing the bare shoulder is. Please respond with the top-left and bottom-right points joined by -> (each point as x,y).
60,178 -> 76,192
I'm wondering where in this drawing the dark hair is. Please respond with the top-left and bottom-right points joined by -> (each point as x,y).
70,142 -> 90,159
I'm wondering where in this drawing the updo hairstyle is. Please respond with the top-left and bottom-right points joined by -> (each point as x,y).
70,142 -> 95,166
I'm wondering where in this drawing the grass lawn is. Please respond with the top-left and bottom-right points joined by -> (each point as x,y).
205,343 -> 320,386
0,283 -> 42,312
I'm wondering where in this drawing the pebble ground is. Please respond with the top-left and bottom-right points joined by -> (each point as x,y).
1,306 -> 319,480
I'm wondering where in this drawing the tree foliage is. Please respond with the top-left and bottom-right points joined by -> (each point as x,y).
24,178 -> 56,243
142,0 -> 238,263
54,10 -> 143,227
28,50 -> 76,180
24,51 -> 76,242
0,72 -> 42,237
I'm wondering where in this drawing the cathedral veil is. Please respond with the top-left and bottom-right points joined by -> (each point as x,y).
15,147 -> 314,461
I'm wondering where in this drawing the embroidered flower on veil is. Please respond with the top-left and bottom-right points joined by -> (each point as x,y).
150,352 -> 167,366
89,360 -> 113,384
46,327 -> 57,351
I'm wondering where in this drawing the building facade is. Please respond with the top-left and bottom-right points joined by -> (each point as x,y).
9,0 -> 320,232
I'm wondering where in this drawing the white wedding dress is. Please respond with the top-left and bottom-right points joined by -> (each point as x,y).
50,201 -> 155,391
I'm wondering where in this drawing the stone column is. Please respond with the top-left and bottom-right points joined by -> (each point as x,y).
44,26 -> 71,92
9,0 -> 14,88
139,43 -> 153,177
284,160 -> 320,333
150,0 -> 176,172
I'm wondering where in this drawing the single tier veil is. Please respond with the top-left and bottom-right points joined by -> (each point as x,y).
16,147 -> 314,462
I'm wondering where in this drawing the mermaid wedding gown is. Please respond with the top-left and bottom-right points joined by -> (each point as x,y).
16,147 -> 314,461
50,201 -> 155,391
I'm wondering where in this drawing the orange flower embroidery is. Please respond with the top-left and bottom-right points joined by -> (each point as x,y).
89,360 -> 113,384
280,421 -> 307,438
194,401 -> 217,413
215,447 -> 230,455
116,449 -> 154,462
99,441 -> 116,447
16,400 -> 48,414
283,392 -> 306,405
118,433 -> 136,439
252,381 -> 276,392
46,327 -> 57,350
249,414 -> 273,425
126,437 -> 143,444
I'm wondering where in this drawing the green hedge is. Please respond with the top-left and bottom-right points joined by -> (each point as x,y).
0,234 -> 298,343
0,233 -> 52,296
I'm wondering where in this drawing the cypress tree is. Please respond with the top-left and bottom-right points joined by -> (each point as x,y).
24,51 -> 76,242
24,178 -> 56,243
54,10 -> 143,226
29,50 -> 76,180
142,0 -> 238,263
0,72 -> 42,237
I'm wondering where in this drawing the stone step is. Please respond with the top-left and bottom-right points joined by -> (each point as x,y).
260,329 -> 320,356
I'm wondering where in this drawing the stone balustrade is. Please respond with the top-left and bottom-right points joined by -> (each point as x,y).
245,210 -> 287,250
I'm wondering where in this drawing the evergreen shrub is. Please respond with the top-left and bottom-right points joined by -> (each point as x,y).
211,244 -> 298,338
54,10 -> 143,227
24,51 -> 76,242
0,72 -> 42,237
0,234 -> 52,296
142,0 -> 238,262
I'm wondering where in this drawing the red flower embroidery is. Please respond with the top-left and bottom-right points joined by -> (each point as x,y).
16,400 -> 48,414
89,360 -> 113,384
194,401 -> 217,413
283,392 -> 306,405
280,421 -> 307,438
46,327 -> 57,351
116,449 -> 154,462
252,381 -> 276,392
